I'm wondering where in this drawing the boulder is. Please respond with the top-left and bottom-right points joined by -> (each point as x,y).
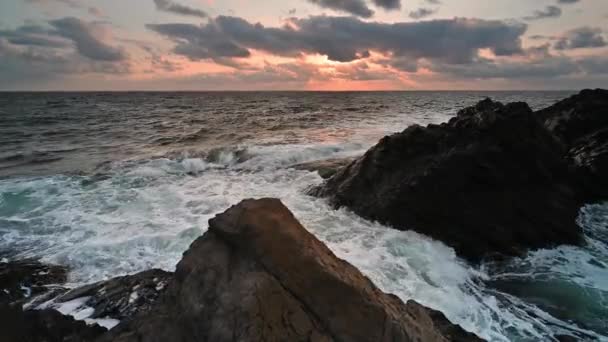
537,89 -> 608,198
0,303 -> 106,342
52,269 -> 172,322
101,198 -> 482,342
0,258 -> 67,305
312,99 -> 585,262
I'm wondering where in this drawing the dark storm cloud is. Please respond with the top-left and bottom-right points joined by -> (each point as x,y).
49,17 -> 126,61
153,0 -> 208,19
147,15 -> 526,64
554,27 -> 607,50
409,8 -> 437,19
524,6 -> 562,21
306,0 -> 374,18
371,0 -> 401,10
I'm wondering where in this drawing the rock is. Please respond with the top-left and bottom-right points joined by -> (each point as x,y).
52,269 -> 172,322
537,89 -> 608,198
537,89 -> 608,146
0,303 -> 106,342
292,157 -> 357,179
0,258 -> 68,305
312,99 -> 585,263
101,198 -> 482,342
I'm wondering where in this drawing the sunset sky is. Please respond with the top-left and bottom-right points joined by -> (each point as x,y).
1,0 -> 607,90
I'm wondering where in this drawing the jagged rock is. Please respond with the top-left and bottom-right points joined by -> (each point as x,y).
101,198 -> 482,342
53,269 -> 172,322
0,258 -> 67,305
0,304 -> 106,342
312,99 -> 585,262
537,89 -> 608,198
292,157 -> 357,179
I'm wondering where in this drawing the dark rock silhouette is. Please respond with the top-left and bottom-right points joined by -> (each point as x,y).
537,89 -> 608,198
101,198 -> 482,342
0,258 -> 67,305
312,99 -> 586,262
1,304 -> 107,342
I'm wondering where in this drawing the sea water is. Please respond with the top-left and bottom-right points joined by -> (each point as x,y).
0,91 -> 606,341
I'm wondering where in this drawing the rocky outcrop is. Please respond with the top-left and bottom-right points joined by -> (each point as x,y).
537,89 -> 608,198
0,258 -> 67,305
292,157 -> 357,179
312,99 -> 585,262
101,198 -> 482,342
53,269 -> 172,322
1,303 -> 107,342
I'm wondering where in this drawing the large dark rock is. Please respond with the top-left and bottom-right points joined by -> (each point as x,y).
537,89 -> 608,198
312,99 -> 585,262
0,304 -> 107,342
292,157 -> 357,179
0,258 -> 67,305
101,198 -> 482,342
52,269 -> 172,322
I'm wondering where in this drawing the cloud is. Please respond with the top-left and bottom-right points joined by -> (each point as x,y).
306,0 -> 374,18
524,6 -> 562,21
554,27 -> 607,50
556,0 -> 580,4
0,37 -> 129,88
49,17 -> 126,61
147,15 -> 526,65
371,0 -> 401,11
0,24 -> 70,48
409,8 -> 437,19
432,56 -> 581,79
153,0 -> 208,19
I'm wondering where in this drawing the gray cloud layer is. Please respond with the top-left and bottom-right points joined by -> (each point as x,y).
49,17 -> 126,61
306,0 -> 374,18
524,6 -> 562,21
372,0 -> 401,10
147,15 -> 526,65
153,0 -> 208,19
555,27 -> 606,50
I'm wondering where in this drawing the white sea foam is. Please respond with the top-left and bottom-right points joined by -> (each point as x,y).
0,142 -> 607,341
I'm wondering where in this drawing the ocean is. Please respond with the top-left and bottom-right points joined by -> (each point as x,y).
0,91 -> 606,341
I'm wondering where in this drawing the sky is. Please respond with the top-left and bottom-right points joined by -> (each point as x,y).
0,0 -> 607,90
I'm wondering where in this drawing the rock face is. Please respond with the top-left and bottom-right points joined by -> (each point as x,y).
1,303 -> 107,342
312,99 -> 585,262
537,89 -> 608,198
101,198 -> 482,342
292,157 -> 357,179
0,258 -> 67,305
54,269 -> 172,322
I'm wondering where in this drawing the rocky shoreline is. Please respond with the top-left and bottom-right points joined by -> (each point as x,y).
1,89 -> 606,341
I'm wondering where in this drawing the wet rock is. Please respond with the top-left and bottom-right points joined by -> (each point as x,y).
101,198 -> 482,342
537,89 -> 608,198
0,258 -> 67,305
54,269 -> 172,322
312,99 -> 584,263
292,157 -> 357,179
0,304 -> 106,342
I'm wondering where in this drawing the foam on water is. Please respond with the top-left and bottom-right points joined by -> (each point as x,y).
1,142 -> 607,341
